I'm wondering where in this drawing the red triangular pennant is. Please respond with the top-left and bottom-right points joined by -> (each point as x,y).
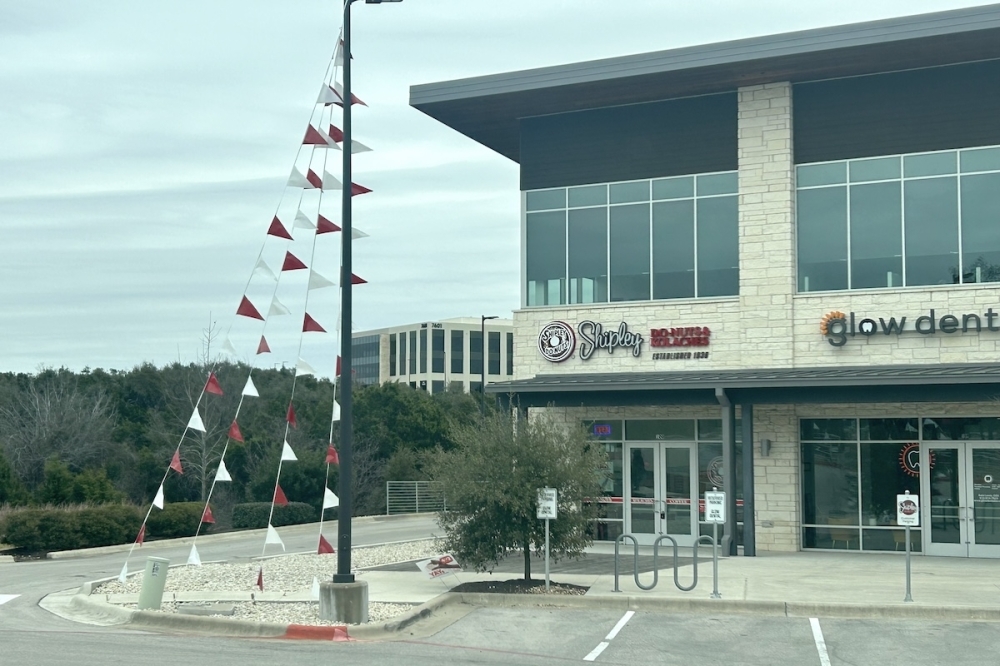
204,373 -> 224,396
350,182 -> 372,197
256,567 -> 264,591
306,169 -> 323,189
256,336 -> 271,355
281,251 -> 308,271
303,125 -> 330,146
228,420 -> 244,443
274,484 -> 289,507
351,274 -> 367,285
316,214 -> 341,234
326,445 -> 339,465
266,216 -> 293,240
303,313 -> 326,333
335,92 -> 366,107
286,403 -> 297,428
201,505 -> 215,524
170,450 -> 184,474
328,125 -> 344,142
318,535 -> 335,555
236,296 -> 264,321
335,355 -> 342,376
136,524 -> 146,545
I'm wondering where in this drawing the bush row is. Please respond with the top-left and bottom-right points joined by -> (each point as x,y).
231,502 -> 316,529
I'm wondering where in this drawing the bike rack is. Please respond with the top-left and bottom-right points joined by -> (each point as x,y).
613,532 -> 721,598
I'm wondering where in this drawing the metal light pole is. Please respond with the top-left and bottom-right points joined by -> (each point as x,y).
480,315 -> 498,412
335,0 -> 402,586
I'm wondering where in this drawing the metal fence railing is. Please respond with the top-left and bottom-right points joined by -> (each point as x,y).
386,481 -> 446,515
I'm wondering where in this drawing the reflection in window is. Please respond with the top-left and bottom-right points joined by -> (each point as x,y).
802,443 -> 859,526
797,187 -> 848,291
389,334 -> 396,377
568,207 -> 607,304
469,331 -> 483,376
610,204 -> 650,302
653,200 -> 695,299
506,332 -> 514,376
450,330 -> 463,375
419,329 -> 427,374
526,211 -> 566,305
696,196 -> 739,297
961,173 -> 1000,283
431,329 -> 444,374
399,333 -> 407,376
488,331 -> 500,375
408,331 -> 417,375
904,177 -> 958,286
850,181 -> 902,289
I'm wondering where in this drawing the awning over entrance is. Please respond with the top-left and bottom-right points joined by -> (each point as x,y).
486,362 -> 1000,407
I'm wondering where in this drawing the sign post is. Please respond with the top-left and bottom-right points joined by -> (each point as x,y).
704,488 -> 725,599
537,488 -> 558,592
896,490 -> 919,603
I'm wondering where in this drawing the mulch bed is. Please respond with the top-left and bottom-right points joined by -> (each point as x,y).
450,578 -> 588,595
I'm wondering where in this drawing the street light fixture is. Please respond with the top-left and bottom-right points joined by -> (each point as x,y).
480,315 -> 498,411
336,0 -> 401,587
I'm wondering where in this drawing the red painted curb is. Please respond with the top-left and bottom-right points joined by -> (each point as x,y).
282,624 -> 351,641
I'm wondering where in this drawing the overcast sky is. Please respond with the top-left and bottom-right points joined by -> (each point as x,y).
0,0 -> 990,375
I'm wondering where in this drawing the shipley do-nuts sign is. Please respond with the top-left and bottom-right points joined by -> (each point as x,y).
537,320 -> 713,363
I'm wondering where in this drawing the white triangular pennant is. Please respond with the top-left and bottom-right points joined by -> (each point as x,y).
187,408 -> 206,433
118,562 -> 128,583
351,227 -> 369,240
288,167 -> 310,188
281,441 -> 298,462
221,337 -> 238,357
296,359 -> 316,377
350,140 -> 372,154
333,31 -> 345,66
215,460 -> 232,482
187,544 -> 201,566
323,487 -> 339,510
317,84 -> 340,105
294,210 -> 316,229
321,171 -> 342,191
265,524 -> 285,550
242,375 -> 259,398
253,257 -> 278,282
311,576 -> 320,600
307,271 -> 335,291
332,400 -> 341,422
268,296 -> 290,316
153,484 -> 165,509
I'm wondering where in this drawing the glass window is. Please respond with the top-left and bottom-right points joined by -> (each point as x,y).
859,418 -> 918,441
652,199 -> 695,299
696,196 -> 739,297
449,381 -> 464,393
800,418 -> 857,442
860,442 -> 919,526
609,203 -> 650,302
904,177 -> 959,286
506,332 -> 513,376
850,181 -> 902,289
584,420 -> 624,440
450,330 -> 463,375
797,187 -> 848,292
389,334 -> 396,377
696,172 -> 738,196
697,419 -> 722,441
408,331 -> 417,375
469,381 -> 482,394
921,417 -> 1000,441
609,181 -> 649,204
526,211 -> 566,306
568,207 -> 607,304
399,332 -> 407,376
960,173 -> 1000,284
960,147 -> 1000,173
469,331 -> 483,376
797,162 -> 846,187
432,329 -> 444,374
849,156 -> 900,182
568,184 -> 606,207
625,419 -> 695,441
802,442 -> 859,525
526,189 -> 565,211
652,176 -> 693,200
419,329 -> 427,374
904,152 -> 956,178
431,380 -> 444,394
488,331 -> 500,376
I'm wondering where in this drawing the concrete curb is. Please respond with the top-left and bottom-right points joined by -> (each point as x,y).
46,514 -> 435,560
0,555 -> 15,564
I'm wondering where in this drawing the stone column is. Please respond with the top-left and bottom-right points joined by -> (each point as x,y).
737,82 -> 796,368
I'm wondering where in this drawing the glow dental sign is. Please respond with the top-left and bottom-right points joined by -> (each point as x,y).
821,308 -> 1000,347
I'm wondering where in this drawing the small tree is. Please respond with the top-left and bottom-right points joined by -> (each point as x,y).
428,409 -> 606,580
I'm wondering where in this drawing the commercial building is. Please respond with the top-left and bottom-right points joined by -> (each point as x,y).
411,5 -> 1000,556
351,317 -> 514,393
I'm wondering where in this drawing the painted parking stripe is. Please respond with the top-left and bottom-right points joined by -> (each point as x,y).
809,618 -> 832,666
584,610 -> 635,661
0,594 -> 20,606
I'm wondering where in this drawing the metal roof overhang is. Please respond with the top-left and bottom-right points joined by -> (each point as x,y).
409,4 -> 1000,161
485,363 -> 1000,408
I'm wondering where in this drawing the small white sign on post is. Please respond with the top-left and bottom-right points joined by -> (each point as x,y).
897,492 -> 920,527
537,487 -> 558,520
416,554 -> 462,580
704,490 -> 726,524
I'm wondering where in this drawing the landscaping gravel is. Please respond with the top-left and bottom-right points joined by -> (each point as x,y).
119,601 -> 413,626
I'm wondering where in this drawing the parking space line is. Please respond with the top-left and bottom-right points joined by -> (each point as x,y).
584,610 -> 635,661
0,594 -> 20,606
809,618 -> 832,666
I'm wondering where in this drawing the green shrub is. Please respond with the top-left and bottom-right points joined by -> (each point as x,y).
145,502 -> 207,539
0,504 -> 142,552
231,501 -> 316,529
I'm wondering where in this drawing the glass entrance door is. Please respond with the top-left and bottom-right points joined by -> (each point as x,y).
923,442 -> 1000,557
625,443 -> 697,545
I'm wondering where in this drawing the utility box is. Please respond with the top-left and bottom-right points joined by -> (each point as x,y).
137,557 -> 170,610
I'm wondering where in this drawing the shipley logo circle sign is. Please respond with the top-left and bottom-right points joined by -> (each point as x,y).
538,321 -> 576,362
